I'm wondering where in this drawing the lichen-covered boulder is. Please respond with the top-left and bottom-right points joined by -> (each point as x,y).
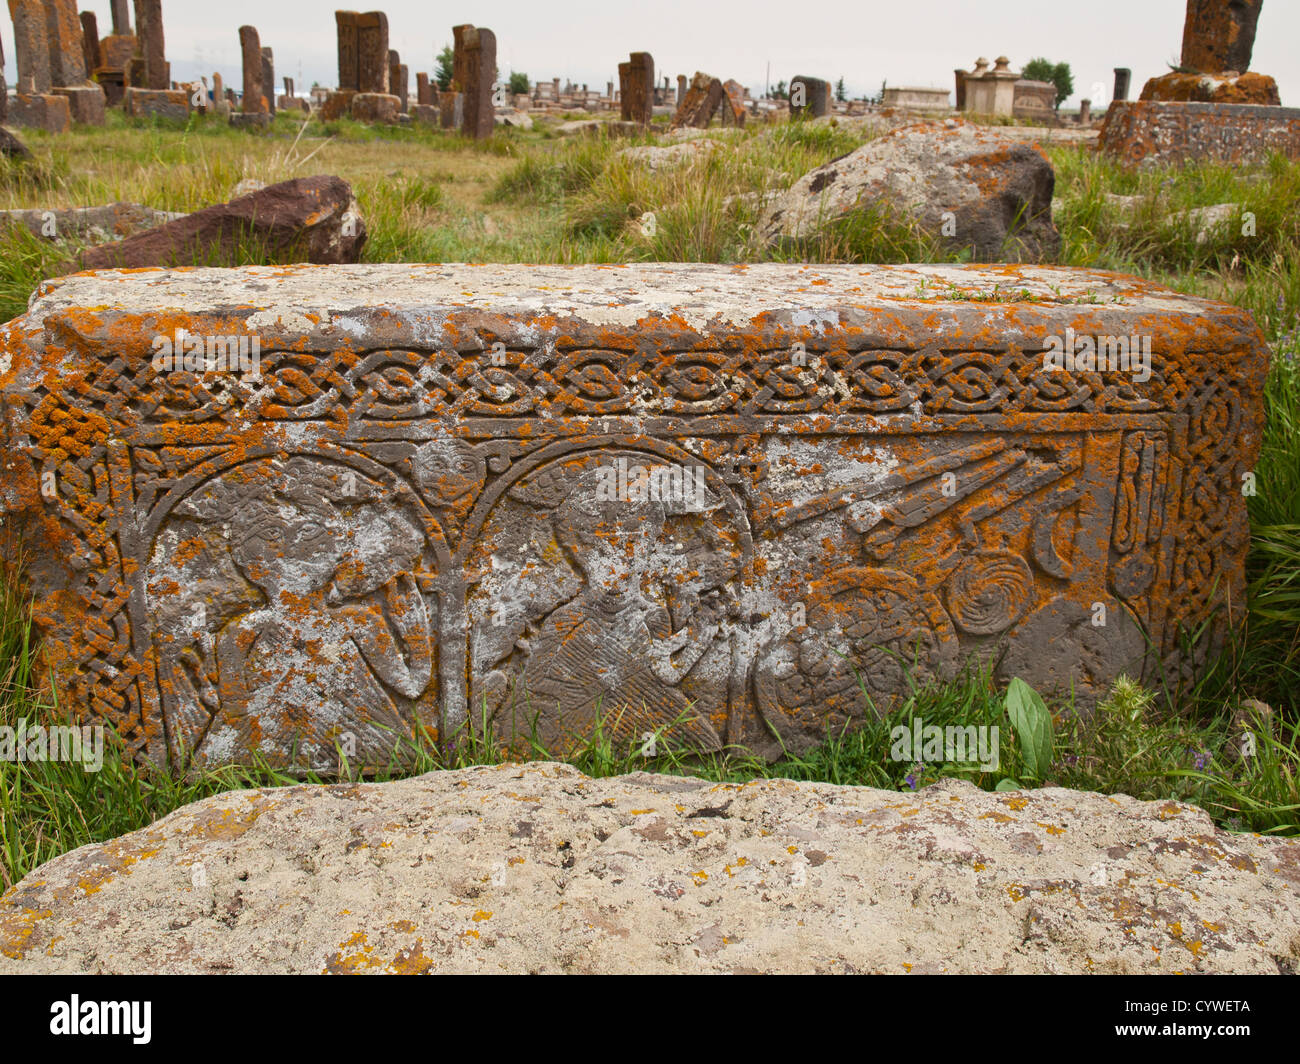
1,763 -> 1297,974
755,120 -> 1060,261
0,263 -> 1267,773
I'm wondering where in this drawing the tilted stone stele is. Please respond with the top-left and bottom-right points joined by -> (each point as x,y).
0,264 -> 1268,772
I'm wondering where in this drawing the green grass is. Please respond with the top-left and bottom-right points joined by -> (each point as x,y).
1,109 -> 1298,887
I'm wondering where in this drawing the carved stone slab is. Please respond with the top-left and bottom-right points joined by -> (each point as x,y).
0,264 -> 1268,772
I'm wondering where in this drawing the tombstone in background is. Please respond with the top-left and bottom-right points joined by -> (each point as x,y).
1104,1 -> 1297,164
212,70 -> 229,117
673,71 -> 744,128
95,21 -> 136,106
458,26 -> 496,139
328,10 -> 393,120
618,52 -> 653,126
6,0 -> 77,130
1013,79 -> 1057,121
676,74 -> 686,106
230,25 -> 270,128
79,11 -> 100,76
388,50 -> 408,113
1141,0 -> 1277,105
132,0 -> 167,89
1078,98 -> 1092,124
261,47 -> 275,116
1181,0 -> 1263,74
789,74 -> 831,117
953,67 -> 968,110
348,12 -> 399,122
111,0 -> 130,33
416,72 -> 432,105
1112,68 -> 1131,102
42,0 -> 107,124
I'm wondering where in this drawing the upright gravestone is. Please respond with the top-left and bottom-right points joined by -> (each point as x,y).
1182,0 -> 1263,74
460,26 -> 496,139
349,11 -> 399,122
790,75 -> 832,117
618,51 -> 653,126
416,71 -> 431,105
110,0 -> 130,34
7,0 -> 71,131
132,0 -> 167,89
230,25 -> 269,127
212,70 -> 229,117
261,46 -> 275,116
388,49 -> 408,112
79,10 -> 100,76
1113,67 -> 1131,102
1104,0 -> 1295,164
44,0 -> 107,124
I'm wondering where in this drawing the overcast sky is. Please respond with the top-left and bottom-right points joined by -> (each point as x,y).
8,0 -> 1298,108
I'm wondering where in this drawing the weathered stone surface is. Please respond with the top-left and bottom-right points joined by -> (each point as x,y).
79,10 -> 100,75
68,175 -> 363,271
757,120 -> 1060,262
618,52 -> 654,126
1181,0 -> 1264,75
1141,71 -> 1279,105
238,26 -> 264,114
321,89 -> 355,122
122,86 -> 188,121
0,201 -> 183,240
1101,100 -> 1300,166
672,72 -> 724,128
0,263 -> 1265,772
790,74 -> 831,117
350,92 -> 400,124
9,91 -> 71,133
262,47 -> 275,117
132,0 -> 167,90
459,26 -> 496,140
51,84 -> 106,125
619,139 -> 722,171
0,127 -> 32,159
8,0 -> 51,94
2,762 -> 1297,974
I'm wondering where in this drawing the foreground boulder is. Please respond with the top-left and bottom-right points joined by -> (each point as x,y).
757,120 -> 1060,261
71,175 -> 365,270
2,763 -> 1297,974
0,263 -> 1266,773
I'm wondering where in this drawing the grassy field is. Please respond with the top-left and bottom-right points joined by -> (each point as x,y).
1,107 -> 1297,887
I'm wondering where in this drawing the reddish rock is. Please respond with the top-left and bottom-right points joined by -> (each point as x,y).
72,175 -> 366,270
1141,70 -> 1280,105
1181,0 -> 1264,75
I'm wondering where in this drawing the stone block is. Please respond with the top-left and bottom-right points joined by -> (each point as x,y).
0,264 -> 1267,773
51,84 -> 106,125
9,92 -> 71,132
228,111 -> 271,129
350,92 -> 400,123
122,86 -> 189,120
321,89 -> 355,121
409,102 -> 439,127
1100,100 -> 1300,166
1141,71 -> 1279,106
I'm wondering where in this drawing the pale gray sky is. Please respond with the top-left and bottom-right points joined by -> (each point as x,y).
10,0 -> 1299,108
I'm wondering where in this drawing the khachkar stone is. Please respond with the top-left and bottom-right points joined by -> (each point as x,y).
1182,0 -> 1263,74
618,51 -> 653,125
111,0 -> 131,34
0,263 -> 1267,773
79,10 -> 100,75
7,0 -> 70,131
1113,67 -> 1131,102
460,26 -> 496,139
132,0 -> 167,90
790,75 -> 831,117
343,12 -> 398,122
1101,100 -> 1300,166
44,0 -> 107,125
262,47 -> 275,116
1144,0 -> 1276,105
230,25 -> 270,128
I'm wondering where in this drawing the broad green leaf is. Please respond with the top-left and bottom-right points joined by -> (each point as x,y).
1005,677 -> 1054,781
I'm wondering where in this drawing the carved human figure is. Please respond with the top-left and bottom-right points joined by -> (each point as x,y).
173,457 -> 433,768
507,463 -> 734,752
